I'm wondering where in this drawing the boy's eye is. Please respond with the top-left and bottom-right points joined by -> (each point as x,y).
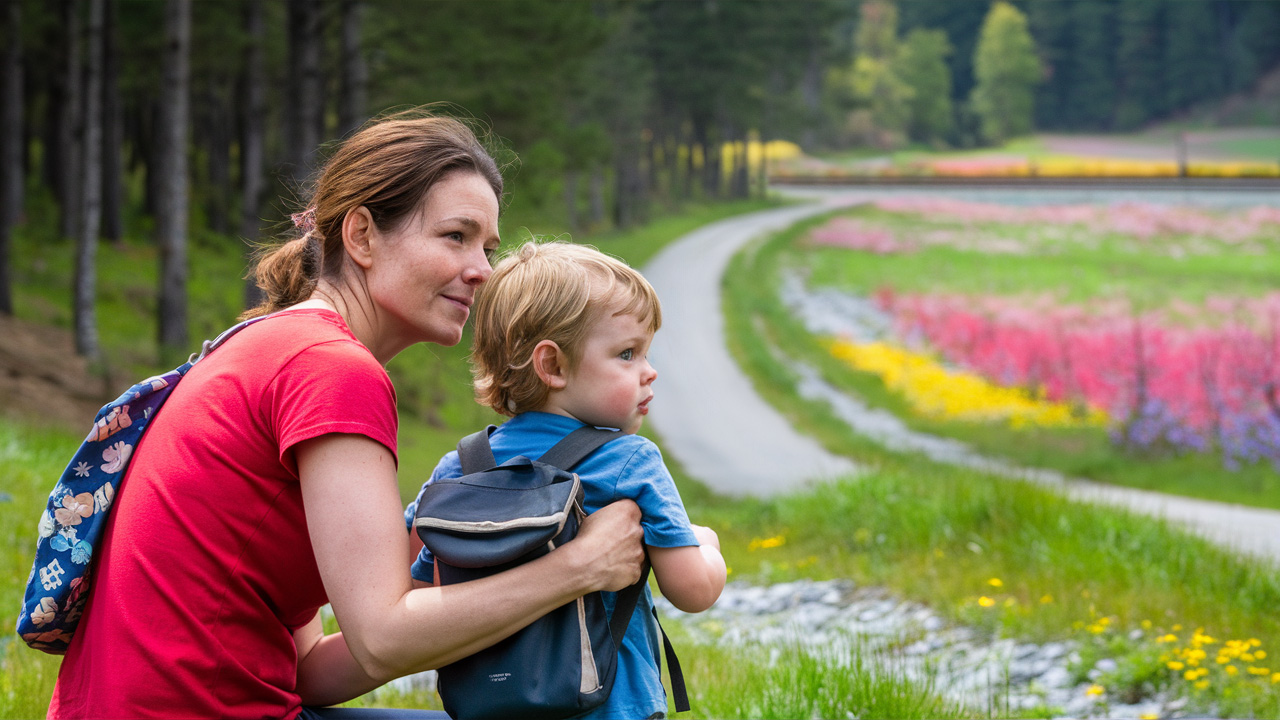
446,232 -> 464,242
620,349 -> 633,361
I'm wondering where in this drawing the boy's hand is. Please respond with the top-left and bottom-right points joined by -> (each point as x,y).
691,523 -> 721,551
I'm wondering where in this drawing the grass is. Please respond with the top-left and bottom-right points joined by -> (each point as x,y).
770,205 -> 1280,511
717,208 -> 1280,716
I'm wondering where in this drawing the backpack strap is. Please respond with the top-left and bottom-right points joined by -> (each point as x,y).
457,426 -> 499,475
536,425 -> 620,470
608,562 -> 690,713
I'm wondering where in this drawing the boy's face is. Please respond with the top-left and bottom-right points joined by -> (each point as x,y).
550,309 -> 657,434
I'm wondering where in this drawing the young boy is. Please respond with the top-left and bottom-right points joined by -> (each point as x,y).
407,240 -> 727,719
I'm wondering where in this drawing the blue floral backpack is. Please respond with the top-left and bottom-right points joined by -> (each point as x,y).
16,317 -> 266,653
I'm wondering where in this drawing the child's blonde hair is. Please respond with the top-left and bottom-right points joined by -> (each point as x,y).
472,241 -> 662,416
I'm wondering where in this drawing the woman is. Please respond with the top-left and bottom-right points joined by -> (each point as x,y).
47,112 -> 645,719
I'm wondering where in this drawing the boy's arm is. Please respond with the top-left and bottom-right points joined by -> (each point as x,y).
649,524 -> 726,613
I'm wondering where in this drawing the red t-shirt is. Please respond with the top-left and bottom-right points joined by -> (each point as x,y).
48,310 -> 398,720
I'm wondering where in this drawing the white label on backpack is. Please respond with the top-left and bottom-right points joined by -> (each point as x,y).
487,673 -> 511,683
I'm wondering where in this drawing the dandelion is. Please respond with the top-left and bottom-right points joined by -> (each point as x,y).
1248,667 -> 1270,676
1256,650 -> 1267,659
1004,597 -> 1017,608
1157,634 -> 1179,643
988,578 -> 1003,588
978,596 -> 995,608
1085,684 -> 1104,697
1271,672 -> 1280,683
1226,665 -> 1239,676
1141,619 -> 1153,629
1167,661 -> 1185,671
1139,714 -> 1158,720
1195,680 -> 1210,690
1040,594 -> 1053,604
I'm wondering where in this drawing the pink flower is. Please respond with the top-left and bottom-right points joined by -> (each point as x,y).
100,440 -> 133,474
30,597 -> 58,627
54,493 -> 94,527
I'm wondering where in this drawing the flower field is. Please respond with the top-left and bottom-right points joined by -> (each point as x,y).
795,197 -> 1280,494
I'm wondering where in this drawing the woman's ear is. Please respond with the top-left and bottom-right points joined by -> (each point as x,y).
531,340 -> 569,389
342,206 -> 376,270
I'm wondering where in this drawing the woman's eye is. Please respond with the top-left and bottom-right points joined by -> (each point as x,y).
620,349 -> 633,361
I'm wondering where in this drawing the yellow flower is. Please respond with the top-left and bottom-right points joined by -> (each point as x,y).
1226,665 -> 1239,676
978,596 -> 995,608
1183,670 -> 1198,681
988,578 -> 1003,588
1141,619 -> 1153,630
1248,667 -> 1271,676
748,535 -> 785,551
824,339 -> 1108,430
1173,624 -> 1183,631
1256,650 -> 1267,660
1040,594 -> 1053,604
1271,672 -> 1280,683
1157,634 -> 1179,644
1167,661 -> 1185,671
1194,680 -> 1210,690
1139,714 -> 1158,720
1085,684 -> 1104,697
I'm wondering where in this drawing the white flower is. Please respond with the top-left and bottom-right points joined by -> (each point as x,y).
58,526 -> 79,543
38,511 -> 55,538
73,462 -> 92,478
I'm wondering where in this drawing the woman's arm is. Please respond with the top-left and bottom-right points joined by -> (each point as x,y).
294,432 -> 644,703
648,524 -> 727,613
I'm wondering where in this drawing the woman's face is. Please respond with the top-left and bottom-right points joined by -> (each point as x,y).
365,170 -> 501,350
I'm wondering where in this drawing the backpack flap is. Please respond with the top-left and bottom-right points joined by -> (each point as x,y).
414,458 -> 580,569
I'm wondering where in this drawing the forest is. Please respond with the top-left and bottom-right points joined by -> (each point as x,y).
1,0 -> 1278,360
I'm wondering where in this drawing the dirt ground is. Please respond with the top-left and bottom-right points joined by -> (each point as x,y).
0,314 -> 113,433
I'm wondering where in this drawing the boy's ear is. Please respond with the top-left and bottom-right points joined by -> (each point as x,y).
342,206 -> 376,269
531,340 -> 569,389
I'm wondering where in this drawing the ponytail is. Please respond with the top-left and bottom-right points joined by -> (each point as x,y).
241,233 -> 322,319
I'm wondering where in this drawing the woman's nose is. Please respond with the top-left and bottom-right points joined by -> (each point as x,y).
462,246 -> 493,285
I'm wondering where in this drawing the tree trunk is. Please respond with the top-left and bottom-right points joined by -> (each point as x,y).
287,0 -> 323,184
156,0 -> 191,352
101,0 -> 122,243
0,0 -> 24,315
201,92 -> 232,235
57,0 -> 83,241
74,0 -> 104,358
338,0 -> 368,138
240,0 -> 266,309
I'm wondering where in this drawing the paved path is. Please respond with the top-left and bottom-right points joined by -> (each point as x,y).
643,188 -> 1280,565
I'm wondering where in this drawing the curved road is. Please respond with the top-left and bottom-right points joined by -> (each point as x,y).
643,187 -> 1280,565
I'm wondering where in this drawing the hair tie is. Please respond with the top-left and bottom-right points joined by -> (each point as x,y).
291,207 -> 317,235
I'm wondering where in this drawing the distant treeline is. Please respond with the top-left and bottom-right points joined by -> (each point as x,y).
0,0 -> 1277,358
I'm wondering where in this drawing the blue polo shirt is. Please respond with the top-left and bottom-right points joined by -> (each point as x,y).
404,412 -> 699,720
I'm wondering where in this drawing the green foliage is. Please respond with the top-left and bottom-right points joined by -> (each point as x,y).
896,28 -> 955,144
970,2 -> 1041,144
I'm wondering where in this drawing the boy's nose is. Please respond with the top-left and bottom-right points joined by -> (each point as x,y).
643,361 -> 657,384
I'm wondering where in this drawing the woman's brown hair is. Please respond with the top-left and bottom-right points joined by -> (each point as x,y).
243,109 -> 504,318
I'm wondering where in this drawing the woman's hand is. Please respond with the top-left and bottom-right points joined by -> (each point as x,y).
293,433 -> 649,701
565,500 -> 645,592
